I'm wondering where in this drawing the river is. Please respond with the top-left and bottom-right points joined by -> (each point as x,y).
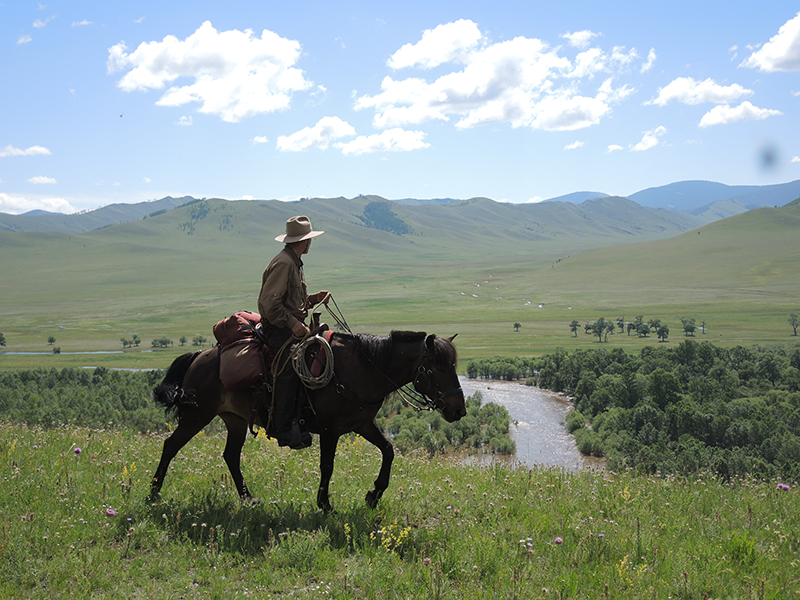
459,377 -> 605,471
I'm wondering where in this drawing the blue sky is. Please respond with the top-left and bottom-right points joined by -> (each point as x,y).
2,1 -> 800,214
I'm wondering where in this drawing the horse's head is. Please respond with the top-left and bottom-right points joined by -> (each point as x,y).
414,334 -> 467,423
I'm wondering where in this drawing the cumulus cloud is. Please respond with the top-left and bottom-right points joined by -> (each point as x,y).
0,145 -> 51,157
607,144 -> 623,153
336,128 -> 429,156
28,176 -> 57,184
389,19 -> 482,69
108,21 -> 312,123
698,101 -> 782,128
72,20 -> 92,27
277,116 -> 356,152
646,77 -> 753,106
17,35 -> 32,45
641,48 -> 656,73
355,20 -> 639,133
564,140 -> 584,150
561,30 -> 600,50
740,12 -> 800,72
631,125 -> 666,151
0,193 -> 76,215
177,116 -> 193,126
791,156 -> 800,163
252,135 -> 269,144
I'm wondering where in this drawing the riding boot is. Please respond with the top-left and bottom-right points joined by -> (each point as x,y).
274,371 -> 312,449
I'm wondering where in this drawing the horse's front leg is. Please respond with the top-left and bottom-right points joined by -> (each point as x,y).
317,433 -> 339,512
355,420 -> 395,509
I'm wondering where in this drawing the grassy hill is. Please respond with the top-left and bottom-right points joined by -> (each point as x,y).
0,197 -> 798,369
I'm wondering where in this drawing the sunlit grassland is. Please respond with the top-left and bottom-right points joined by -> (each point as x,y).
1,201 -> 799,370
2,422 -> 798,598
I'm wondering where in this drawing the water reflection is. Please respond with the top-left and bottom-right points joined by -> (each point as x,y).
460,377 -> 604,471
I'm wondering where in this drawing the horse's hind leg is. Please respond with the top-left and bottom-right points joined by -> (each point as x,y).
219,414 -> 256,502
355,421 -> 395,509
149,419 -> 207,500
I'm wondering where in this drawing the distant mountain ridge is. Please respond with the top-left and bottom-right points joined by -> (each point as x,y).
2,179 -> 799,235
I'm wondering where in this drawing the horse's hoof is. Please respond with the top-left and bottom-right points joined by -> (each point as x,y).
365,490 -> 380,509
242,496 -> 262,506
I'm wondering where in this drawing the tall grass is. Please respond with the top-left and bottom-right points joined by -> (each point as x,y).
2,421 -> 797,598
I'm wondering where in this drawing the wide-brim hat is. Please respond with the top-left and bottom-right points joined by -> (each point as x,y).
275,215 -> 324,243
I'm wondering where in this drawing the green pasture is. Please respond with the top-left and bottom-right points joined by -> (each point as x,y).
1,199 -> 799,370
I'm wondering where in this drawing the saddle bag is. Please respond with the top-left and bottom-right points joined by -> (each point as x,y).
219,338 -> 265,391
213,311 -> 261,348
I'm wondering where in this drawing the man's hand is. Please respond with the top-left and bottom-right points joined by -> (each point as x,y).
318,290 -> 330,305
292,321 -> 309,337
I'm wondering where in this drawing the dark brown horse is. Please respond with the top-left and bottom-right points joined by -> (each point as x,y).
150,330 -> 466,511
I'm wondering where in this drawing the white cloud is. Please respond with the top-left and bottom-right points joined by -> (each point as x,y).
525,196 -> 544,203
641,48 -> 656,73
336,128 -> 429,156
0,193 -> 76,215
646,77 -> 752,106
791,156 -> 800,163
252,135 -> 269,144
388,19 -> 482,69
564,140 -> 584,150
72,20 -> 92,27
33,15 -> 55,28
177,115 -> 193,126
740,12 -> 800,72
17,35 -> 32,45
561,30 -> 599,50
143,177 -> 151,183
28,176 -> 57,184
631,125 -> 666,151
277,116 -> 355,152
698,101 -> 783,127
0,145 -> 51,157
108,21 -> 312,123
135,17 -> 146,24
607,144 -> 623,153
356,22 -> 639,133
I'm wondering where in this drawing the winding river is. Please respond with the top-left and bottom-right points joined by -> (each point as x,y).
459,377 -> 605,471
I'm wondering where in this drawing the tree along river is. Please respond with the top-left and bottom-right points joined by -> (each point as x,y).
459,377 -> 605,471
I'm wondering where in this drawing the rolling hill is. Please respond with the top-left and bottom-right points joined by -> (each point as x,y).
1,195 -> 798,365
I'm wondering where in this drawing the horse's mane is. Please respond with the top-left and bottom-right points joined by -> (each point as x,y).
344,330 -> 456,370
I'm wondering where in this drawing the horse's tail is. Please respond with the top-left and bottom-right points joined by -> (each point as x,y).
152,351 -> 202,418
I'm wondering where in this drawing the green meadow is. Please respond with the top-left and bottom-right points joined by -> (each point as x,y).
2,422 -> 798,599
1,197 -> 799,370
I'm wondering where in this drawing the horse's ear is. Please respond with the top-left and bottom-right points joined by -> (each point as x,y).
447,334 -> 458,342
425,334 -> 436,351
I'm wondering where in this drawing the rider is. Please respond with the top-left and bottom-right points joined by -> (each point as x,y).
258,215 -> 328,449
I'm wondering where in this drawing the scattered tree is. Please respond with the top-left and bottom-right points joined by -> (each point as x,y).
52,347 -> 61,354
637,323 -> 651,337
569,320 -> 580,337
179,336 -> 188,346
132,334 -> 141,347
47,336 -> 56,345
0,332 -> 5,347
121,338 -> 131,348
513,322 -> 521,332
151,337 -> 173,348
604,321 -> 615,342
648,318 -> 661,332
657,324 -> 670,342
616,317 -> 625,333
192,335 -> 207,347
681,317 -> 696,337
790,313 -> 799,336
590,317 -> 607,343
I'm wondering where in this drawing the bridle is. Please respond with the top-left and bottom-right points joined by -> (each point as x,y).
408,349 -> 463,412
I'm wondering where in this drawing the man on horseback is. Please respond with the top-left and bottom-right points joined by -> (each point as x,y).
258,215 -> 328,449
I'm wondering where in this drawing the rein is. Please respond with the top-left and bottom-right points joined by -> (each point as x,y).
315,295 -> 462,412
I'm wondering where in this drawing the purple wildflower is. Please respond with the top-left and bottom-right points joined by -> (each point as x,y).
74,447 -> 82,454
554,537 -> 564,545
106,509 -> 117,517
777,483 -> 790,491
423,558 -> 431,566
